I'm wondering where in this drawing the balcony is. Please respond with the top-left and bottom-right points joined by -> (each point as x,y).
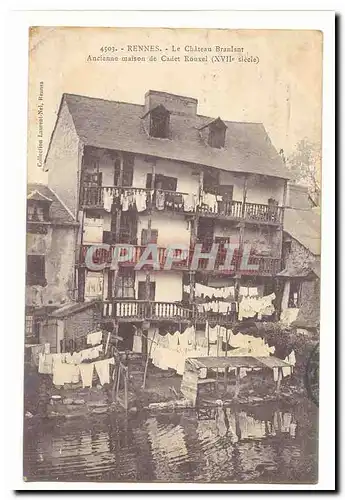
198,199 -> 243,220
80,185 -> 197,214
102,300 -> 192,321
102,300 -> 235,323
80,185 -> 284,225
244,202 -> 284,225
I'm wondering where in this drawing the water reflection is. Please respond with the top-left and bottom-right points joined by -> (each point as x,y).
23,402 -> 317,483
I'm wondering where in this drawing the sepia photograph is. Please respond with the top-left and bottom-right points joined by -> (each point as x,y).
22,24 -> 326,486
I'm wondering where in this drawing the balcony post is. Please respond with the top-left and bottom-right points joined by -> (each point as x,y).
114,152 -> 124,242
241,174 -> 248,218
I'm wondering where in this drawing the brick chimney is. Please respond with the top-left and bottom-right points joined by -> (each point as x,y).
144,90 -> 198,116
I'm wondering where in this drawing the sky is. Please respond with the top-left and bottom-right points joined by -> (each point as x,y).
27,27 -> 322,183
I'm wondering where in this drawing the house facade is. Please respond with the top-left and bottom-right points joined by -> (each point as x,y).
279,183 -> 321,332
25,183 -> 79,344
43,90 -> 291,351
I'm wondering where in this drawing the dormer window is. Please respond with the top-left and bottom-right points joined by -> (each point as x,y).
208,118 -> 227,148
144,104 -> 170,139
199,117 -> 227,149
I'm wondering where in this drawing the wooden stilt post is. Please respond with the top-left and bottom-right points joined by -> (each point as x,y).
234,367 -> 241,399
142,328 -> 156,389
105,332 -> 111,356
276,367 -> 282,394
124,367 -> 128,410
224,367 -> 228,395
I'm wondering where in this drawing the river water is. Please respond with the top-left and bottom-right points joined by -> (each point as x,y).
23,400 -> 318,484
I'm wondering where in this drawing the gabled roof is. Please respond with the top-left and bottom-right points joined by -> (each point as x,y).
50,300 -> 100,318
198,117 -> 228,131
27,183 -> 76,225
27,189 -> 53,203
52,93 -> 290,179
284,207 -> 321,256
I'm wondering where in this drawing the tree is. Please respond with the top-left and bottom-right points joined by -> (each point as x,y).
284,139 -> 321,206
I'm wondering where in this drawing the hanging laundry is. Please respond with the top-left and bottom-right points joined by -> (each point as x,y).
168,332 -> 179,351
280,308 -> 299,325
121,191 -> 130,211
182,193 -> 196,212
53,362 -> 79,386
273,367 -> 279,382
239,368 -> 248,378
135,190 -> 147,212
155,190 -> 165,210
80,344 -> 103,361
239,286 -> 248,297
94,357 -> 115,385
87,330 -> 103,346
202,192 -> 218,213
282,366 -> 291,377
133,333 -> 142,353
103,188 -> 113,212
31,344 -> 45,367
79,363 -> 95,388
38,353 -> 65,375
288,350 -> 296,367
183,285 -> 190,294
71,351 -> 83,364
248,287 -> 258,297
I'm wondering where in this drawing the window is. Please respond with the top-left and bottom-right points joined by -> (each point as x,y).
138,281 -> 156,301
25,315 -> 33,336
149,105 -> 170,138
288,280 -> 302,308
146,173 -> 177,191
25,315 -> 39,342
27,204 -> 45,222
141,228 -> 158,245
203,169 -> 220,195
114,154 -> 134,187
26,255 -> 46,286
114,268 -> 135,299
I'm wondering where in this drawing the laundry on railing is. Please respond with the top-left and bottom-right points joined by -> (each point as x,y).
155,190 -> 165,210
182,193 -> 197,212
200,192 -> 223,213
134,190 -> 148,212
121,190 -> 135,211
103,188 -> 114,212
165,192 -> 184,210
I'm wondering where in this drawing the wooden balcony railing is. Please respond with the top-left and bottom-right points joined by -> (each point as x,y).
80,185 -> 284,224
80,186 -> 153,210
244,202 -> 284,224
80,186 -> 196,213
102,300 -> 193,320
198,199 -> 243,219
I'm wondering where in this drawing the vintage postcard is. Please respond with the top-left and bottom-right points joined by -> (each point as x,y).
24,25 -> 323,485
